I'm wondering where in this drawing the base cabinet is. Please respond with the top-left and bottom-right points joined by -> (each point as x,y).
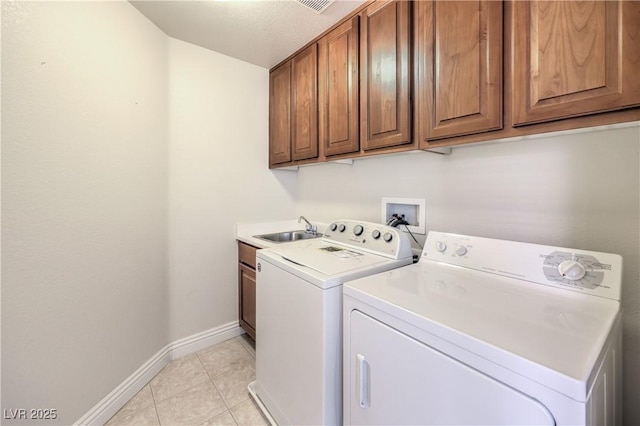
238,242 -> 257,340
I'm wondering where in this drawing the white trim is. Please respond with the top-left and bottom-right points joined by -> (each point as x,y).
170,321 -> 243,360
74,321 -> 243,426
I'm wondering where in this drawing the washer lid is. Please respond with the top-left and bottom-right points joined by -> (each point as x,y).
268,239 -> 389,276
344,259 -> 621,402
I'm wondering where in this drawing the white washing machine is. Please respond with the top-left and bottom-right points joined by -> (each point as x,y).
249,220 -> 413,425
343,231 -> 623,426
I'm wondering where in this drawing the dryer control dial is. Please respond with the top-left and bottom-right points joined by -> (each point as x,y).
354,225 -> 364,236
455,246 -> 468,256
436,241 -> 447,253
557,260 -> 587,281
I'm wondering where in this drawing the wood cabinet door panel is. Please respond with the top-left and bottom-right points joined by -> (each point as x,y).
416,0 -> 502,143
512,0 -> 640,126
319,17 -> 360,157
361,1 -> 411,151
239,264 -> 256,339
291,44 -> 319,161
269,62 -> 292,165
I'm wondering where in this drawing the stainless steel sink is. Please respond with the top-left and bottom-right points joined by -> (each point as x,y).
254,230 -> 323,243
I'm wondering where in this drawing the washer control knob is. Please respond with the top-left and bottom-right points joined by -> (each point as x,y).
372,230 -> 381,239
338,224 -> 346,232
558,260 -> 587,281
436,241 -> 447,253
455,246 -> 468,256
354,225 -> 364,236
383,232 -> 393,242
330,223 -> 337,231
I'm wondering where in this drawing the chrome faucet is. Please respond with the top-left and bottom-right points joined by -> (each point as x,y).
299,216 -> 317,235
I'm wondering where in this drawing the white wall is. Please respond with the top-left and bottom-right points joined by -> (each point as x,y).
296,124 -> 640,424
1,2 -> 169,424
167,38 -> 296,341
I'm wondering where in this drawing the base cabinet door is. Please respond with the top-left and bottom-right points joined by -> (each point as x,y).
415,0 -> 503,143
360,0 -> 411,151
238,242 -> 257,339
345,310 -> 555,425
239,264 -> 256,339
511,0 -> 640,126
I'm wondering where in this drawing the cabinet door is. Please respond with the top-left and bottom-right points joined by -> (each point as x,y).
319,17 -> 360,157
291,44 -> 319,161
239,264 -> 256,340
512,0 -> 640,126
415,1 -> 502,143
269,61 -> 292,166
360,1 -> 411,151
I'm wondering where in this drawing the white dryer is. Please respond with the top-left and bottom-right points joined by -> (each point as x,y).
343,231 -> 622,426
250,220 -> 413,425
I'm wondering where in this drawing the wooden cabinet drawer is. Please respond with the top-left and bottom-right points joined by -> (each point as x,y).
238,242 -> 258,269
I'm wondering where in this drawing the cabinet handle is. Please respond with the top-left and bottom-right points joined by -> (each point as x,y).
356,354 -> 369,408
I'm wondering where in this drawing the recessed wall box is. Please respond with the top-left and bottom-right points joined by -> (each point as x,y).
382,197 -> 426,235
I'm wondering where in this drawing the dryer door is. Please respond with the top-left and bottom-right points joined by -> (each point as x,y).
345,310 -> 556,425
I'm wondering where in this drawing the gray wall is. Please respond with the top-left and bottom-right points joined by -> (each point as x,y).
295,124 -> 640,424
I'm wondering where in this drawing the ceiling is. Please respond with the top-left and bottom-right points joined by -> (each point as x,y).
130,0 -> 365,69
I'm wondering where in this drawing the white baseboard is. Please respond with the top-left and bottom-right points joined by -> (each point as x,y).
74,321 -> 243,425
170,321 -> 243,361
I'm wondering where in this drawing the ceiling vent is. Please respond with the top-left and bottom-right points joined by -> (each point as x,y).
295,0 -> 334,14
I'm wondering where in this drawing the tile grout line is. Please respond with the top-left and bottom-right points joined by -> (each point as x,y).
148,384 -> 161,426
196,350 -> 237,425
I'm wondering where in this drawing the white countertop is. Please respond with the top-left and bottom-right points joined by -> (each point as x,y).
236,219 -> 328,249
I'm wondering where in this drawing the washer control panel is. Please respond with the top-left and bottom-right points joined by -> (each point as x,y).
423,232 -> 622,301
323,220 -> 412,260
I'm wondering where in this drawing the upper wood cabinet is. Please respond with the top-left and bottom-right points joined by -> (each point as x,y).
269,62 -> 292,166
291,44 -> 319,161
511,0 -> 640,126
360,1 -> 412,151
269,45 -> 318,167
269,0 -> 640,166
318,16 -> 360,157
415,0 -> 503,143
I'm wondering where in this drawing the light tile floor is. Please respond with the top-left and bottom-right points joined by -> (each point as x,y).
107,334 -> 267,426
